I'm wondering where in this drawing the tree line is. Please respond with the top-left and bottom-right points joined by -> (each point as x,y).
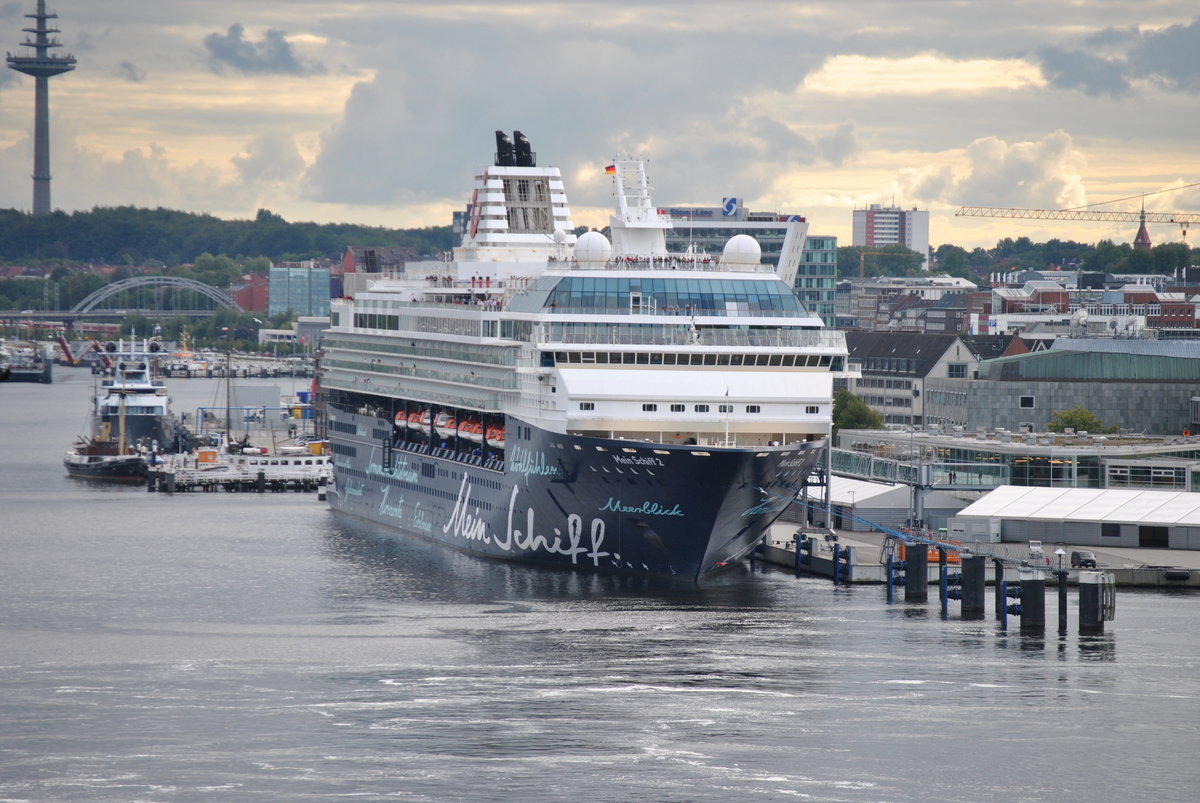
0,206 -> 454,267
841,238 -> 1197,281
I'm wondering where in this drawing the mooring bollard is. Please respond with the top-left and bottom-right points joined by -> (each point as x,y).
960,555 -> 986,620
1055,570 -> 1069,632
993,558 -> 1006,620
1019,569 -> 1046,633
905,544 -> 928,603
938,547 -> 949,617
1078,571 -> 1115,635
886,553 -> 905,602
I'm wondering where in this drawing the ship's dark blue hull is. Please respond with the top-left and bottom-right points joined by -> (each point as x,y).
326,407 -> 823,580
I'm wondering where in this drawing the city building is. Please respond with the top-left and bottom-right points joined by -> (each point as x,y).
962,338 -> 1200,435
852,204 -> 930,270
841,275 -> 978,331
341,246 -> 419,275
268,261 -> 332,317
228,273 -> 269,313
797,235 -> 838,327
844,331 -> 989,426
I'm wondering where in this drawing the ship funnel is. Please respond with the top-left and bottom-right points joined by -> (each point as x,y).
495,131 -> 515,166
513,131 -> 534,167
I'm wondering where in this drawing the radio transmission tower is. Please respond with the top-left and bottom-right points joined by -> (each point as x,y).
6,1 -> 76,215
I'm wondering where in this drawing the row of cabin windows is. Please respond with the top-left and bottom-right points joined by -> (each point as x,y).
551,351 -> 834,367
577,402 -> 821,414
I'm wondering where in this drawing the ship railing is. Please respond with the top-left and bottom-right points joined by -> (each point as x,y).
563,255 -> 773,273
536,328 -> 845,349
393,438 -> 504,473
542,305 -> 813,319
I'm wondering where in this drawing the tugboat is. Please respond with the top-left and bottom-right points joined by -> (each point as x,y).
64,340 -> 189,482
320,131 -> 848,579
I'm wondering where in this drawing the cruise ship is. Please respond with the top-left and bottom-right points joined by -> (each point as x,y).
320,131 -> 848,579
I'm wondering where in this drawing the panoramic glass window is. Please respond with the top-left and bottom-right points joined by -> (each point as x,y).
545,277 -> 807,316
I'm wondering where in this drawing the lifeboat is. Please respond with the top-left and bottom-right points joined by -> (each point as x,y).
485,426 -> 505,449
459,419 -> 484,443
393,411 -> 407,427
433,412 -> 458,440
408,408 -> 430,430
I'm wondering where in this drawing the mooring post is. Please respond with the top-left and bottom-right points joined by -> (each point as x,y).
1056,570 -> 1069,633
1019,569 -> 1046,634
165,472 -> 175,495
749,544 -> 757,574
794,533 -> 802,577
993,558 -> 1005,620
905,544 -> 928,603
886,553 -> 894,602
961,555 -> 986,620
938,547 -> 949,617
999,580 -> 1009,630
256,470 -> 266,493
1078,571 -> 1109,635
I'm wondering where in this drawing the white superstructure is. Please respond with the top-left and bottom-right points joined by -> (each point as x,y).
326,144 -> 846,450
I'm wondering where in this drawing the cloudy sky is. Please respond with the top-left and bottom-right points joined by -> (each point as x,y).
1,0 -> 1198,251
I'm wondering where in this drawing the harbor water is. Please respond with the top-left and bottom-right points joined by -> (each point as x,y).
2,370 -> 1198,801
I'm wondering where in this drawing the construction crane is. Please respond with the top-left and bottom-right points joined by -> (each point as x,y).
854,249 -> 908,279
956,183 -> 1200,245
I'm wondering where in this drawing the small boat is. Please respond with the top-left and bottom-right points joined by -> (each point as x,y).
433,412 -> 457,440
407,408 -> 430,430
485,426 -> 505,449
459,419 -> 484,443
63,438 -> 147,482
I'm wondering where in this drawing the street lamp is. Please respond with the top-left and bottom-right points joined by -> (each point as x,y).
1054,548 -> 1066,571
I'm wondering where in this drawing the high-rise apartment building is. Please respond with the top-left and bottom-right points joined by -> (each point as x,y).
852,204 -> 930,270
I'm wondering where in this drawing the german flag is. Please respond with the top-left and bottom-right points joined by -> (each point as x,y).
604,165 -> 616,174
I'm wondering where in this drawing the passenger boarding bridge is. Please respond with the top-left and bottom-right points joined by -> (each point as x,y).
829,448 -> 1007,490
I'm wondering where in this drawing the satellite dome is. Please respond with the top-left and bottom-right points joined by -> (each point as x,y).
723,234 -> 761,266
575,230 -> 612,264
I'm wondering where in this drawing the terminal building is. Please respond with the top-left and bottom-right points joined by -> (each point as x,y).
837,427 -> 1200,492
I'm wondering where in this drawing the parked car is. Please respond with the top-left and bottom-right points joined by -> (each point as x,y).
1071,550 -> 1098,569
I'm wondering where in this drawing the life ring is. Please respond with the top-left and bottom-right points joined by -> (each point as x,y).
1184,429 -> 1192,437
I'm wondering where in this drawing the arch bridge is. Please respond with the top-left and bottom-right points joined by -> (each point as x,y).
71,276 -> 243,316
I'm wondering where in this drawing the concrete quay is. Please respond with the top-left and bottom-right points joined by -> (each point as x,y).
760,524 -> 1200,590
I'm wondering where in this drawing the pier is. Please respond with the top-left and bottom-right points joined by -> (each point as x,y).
758,523 -> 1200,589
147,452 -> 331,494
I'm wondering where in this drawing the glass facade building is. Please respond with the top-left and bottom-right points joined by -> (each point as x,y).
797,235 -> 838,327
269,265 -> 331,317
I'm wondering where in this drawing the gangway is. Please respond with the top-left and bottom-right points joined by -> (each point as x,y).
829,448 -> 1008,490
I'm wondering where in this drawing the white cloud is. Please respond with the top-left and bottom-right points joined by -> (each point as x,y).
0,1 -> 1196,252
802,52 -> 1046,95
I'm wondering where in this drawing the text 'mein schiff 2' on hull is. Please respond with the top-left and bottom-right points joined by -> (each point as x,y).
320,131 -> 849,580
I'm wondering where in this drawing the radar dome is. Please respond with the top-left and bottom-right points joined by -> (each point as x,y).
723,234 -> 761,266
575,230 -> 612,264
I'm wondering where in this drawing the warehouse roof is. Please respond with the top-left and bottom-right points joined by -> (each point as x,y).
956,485 -> 1200,527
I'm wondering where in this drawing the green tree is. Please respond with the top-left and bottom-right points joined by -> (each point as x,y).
1047,406 -> 1117,434
832,389 -> 884,440
837,245 -> 925,278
